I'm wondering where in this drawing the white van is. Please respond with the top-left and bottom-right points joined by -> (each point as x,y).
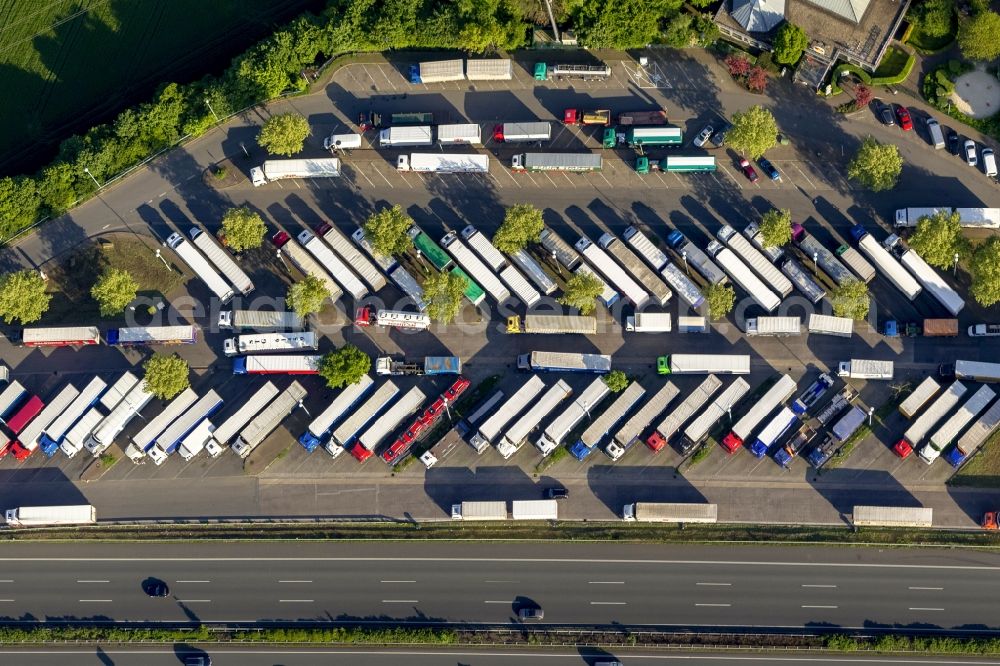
982,148 -> 997,177
925,118 -> 945,150
323,132 -> 362,151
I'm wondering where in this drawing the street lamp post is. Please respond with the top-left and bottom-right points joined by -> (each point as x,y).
83,167 -> 101,189
205,97 -> 220,122
154,248 -> 171,271
552,250 -> 561,276
868,406 -> 875,426
813,251 -> 818,272
682,250 -> 689,275
953,252 -> 960,276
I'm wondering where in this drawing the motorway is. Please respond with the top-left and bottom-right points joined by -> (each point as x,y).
0,542 -> 996,631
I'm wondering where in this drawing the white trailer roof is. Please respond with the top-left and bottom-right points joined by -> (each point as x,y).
576,236 -> 650,308
710,245 -> 780,312
113,326 -> 197,344
389,267 -> 427,310
89,381 -> 154,451
299,231 -> 367,300
748,316 -> 800,335
19,384 -> 79,450
418,59 -> 464,82
858,234 -> 922,300
408,153 -> 489,172
154,390 -> 223,454
476,376 -> 545,443
211,382 -> 279,445
538,378 -> 609,451
599,234 -> 671,306
781,258 -> 825,303
623,225 -> 668,271
436,124 -> 482,144
731,374 -> 796,440
511,499 -> 558,520
461,225 -> 506,271
380,126 -> 433,145
684,378 -> 750,443
22,326 -> 100,345
358,386 -> 426,451
43,377 -> 106,443
499,265 -> 541,308
754,406 -> 797,448
669,354 -> 751,375
539,228 -> 581,270
190,228 -> 254,295
510,249 -> 557,295
277,238 -> 342,301
718,225 -> 792,296
956,360 -> 1000,382
233,332 -> 317,354
442,233 -> 510,303
501,380 -> 572,450
262,158 -> 340,179
660,261 -> 704,308
655,375 -> 723,441
130,389 -> 198,453
614,382 -> 680,448
466,59 -> 512,80
930,385 -> 996,449
958,397 -> 1000,452
236,382 -> 306,449
306,376 -> 375,437
852,505 -> 932,527
580,381 -> 646,448
955,207 -> 1000,228
900,249 -> 964,316
320,225 -> 386,292
899,377 -> 941,419
332,382 -> 399,447
904,381 -> 967,445
808,314 -> 853,337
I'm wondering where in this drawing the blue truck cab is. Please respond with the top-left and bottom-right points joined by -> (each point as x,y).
408,64 -> 421,84
749,438 -> 770,458
774,447 -> 792,467
569,440 -> 594,461
666,230 -> 686,249
945,447 -> 966,467
849,224 -> 868,243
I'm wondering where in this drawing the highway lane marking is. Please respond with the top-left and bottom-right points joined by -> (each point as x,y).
79,599 -> 112,602
380,580 -> 416,583
177,599 -> 211,603
175,580 -> 210,583
695,603 -> 731,607
76,580 -> 109,583
590,601 -> 626,605
484,580 -> 519,583
0,580 -> 13,583
909,586 -> 943,590
0,599 -> 13,602
483,600 -> 513,604
588,581 -> 624,584
909,607 -> 945,611
696,582 -> 731,586
278,599 -> 314,603
278,580 -> 312,583
381,599 -> 418,603
802,584 -> 837,588
801,605 -> 838,609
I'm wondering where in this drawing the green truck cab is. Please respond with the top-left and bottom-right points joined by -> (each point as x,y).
657,355 -> 670,375
635,156 -> 650,174
602,128 -> 617,149
533,63 -> 547,80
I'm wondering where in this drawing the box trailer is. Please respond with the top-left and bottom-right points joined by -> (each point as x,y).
893,207 -> 951,228
85,380 -> 154,456
496,380 -> 572,459
598,233 -> 671,306
662,354 -> 750,375
165,233 -> 236,304
896,381 -> 968,458
231,382 -> 306,459
721,374 -> 796,452
895,206 -> 1000,229
176,419 -> 214,461
921,318 -> 958,337
831,405 -> 867,442
852,505 -> 932,528
743,222 -> 784,262
623,502 -> 717,523
576,236 -> 650,307
952,360 -> 1000,382
499,265 -> 541,308
298,230 -> 367,300
570,381 -> 646,460
781,259 -> 826,304
885,235 -> 964,316
351,386 -> 426,462
107,325 -> 197,346
510,249 -> 557,295
271,231 -> 343,302
189,227 -> 254,295
623,126 -> 682,147
749,406 -> 798,457
451,500 -> 507,520
250,158 -> 340,187
203,382 -> 279,457
575,265 -> 619,308
899,377 -> 941,419
441,232 -> 510,304
398,153 -> 489,173
808,314 -> 853,338
510,315 -> 596,334
317,222 -> 387,293
388,267 -> 427,310
838,359 -> 894,380
647,375 -> 723,453
537,378 -> 609,455
717,225 -> 793,297
492,121 -> 551,143
466,58 -> 512,80
948,398 -> 1000,466
658,261 -> 705,308
921,385 -> 996,464
518,351 -> 612,373
626,313 -> 671,333
790,224 -> 855,286
511,499 -> 558,520
223,331 -> 317,357
379,126 -> 433,147
148,390 -> 223,465
232,355 -> 321,375
539,228 -> 582,270
352,226 -> 398,272
681,378 -> 751,452
746,316 -> 801,336
410,59 -> 464,83
355,307 -> 430,330
835,245 -> 876,283
622,225 -> 668,270
39,377 -> 107,456
461,225 -> 507,271
436,123 -> 482,145
609,382 -> 679,460
665,231 -> 728,286
706,241 -> 780,312
5,504 -> 96,527
850,226 -> 922,300
470,376 -> 545,452
12,384 -> 80,460
330,381 -> 399,452
124,389 -> 197,463
511,153 -> 602,172
218,310 -> 304,331
61,407 -> 103,458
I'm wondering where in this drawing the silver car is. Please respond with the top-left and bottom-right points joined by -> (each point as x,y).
693,125 -> 714,148
964,139 -> 978,166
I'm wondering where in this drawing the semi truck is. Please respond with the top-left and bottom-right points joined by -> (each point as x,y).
441,231 -> 511,304
298,376 -> 374,452
948,360 -> 1000,382
175,420 -> 214,462
223,332 -> 317,357
147,390 -> 223,465
499,265 -> 541,308
379,126 -> 433,147
355,307 -> 430,330
608,382 -> 680,461
617,110 -> 668,126
884,234 -> 964,316
806,434 -> 839,468
790,224 -> 855,287
720,374 -> 796,453
849,225 -> 922,300
536,377 -> 609,456
706,241 -> 780,312
816,387 -> 855,426
382,376 -> 469,465
792,373 -> 835,416
808,314 -> 853,338
665,230 -> 727,286
39,377 -> 107,456
166,233 -> 235,304
389,267 -> 429,310
746,316 -> 801,336
271,231 -> 343,302
451,500 -> 507,520
189,227 -> 254,295
835,245 -> 876,283
838,359 -> 894,380
563,108 -> 611,126
575,265 -> 619,308
852,505 -> 933,528
231,382 -> 307,459
202,382 -> 279,458
507,315 -> 597,335
598,233 -> 672,306
11,384 -> 80,460
350,386 -> 426,462
717,225 -> 793,297
461,225 -> 507,271
625,313 -> 672,333
539,228 -> 582,270
680,378 -> 751,454
351,226 -> 398,273
61,408 -> 103,458
397,153 -> 489,173
743,221 -> 784,262
298,230 -> 367,300
408,58 -> 464,83
894,381 -> 968,458
328,382 -> 399,455
659,260 -> 705,308
831,405 -> 867,442
469,376 -> 544,453
218,310 -> 303,331
569,381 -> 646,460
576,236 -> 650,307
375,356 -> 461,376
899,377 -> 942,419
4,504 -> 96,527
622,126 -> 682,147
895,206 -> 1000,228
496,380 -> 571,459
920,318 -> 959,337
647,375 -> 722,453
510,153 -> 602,172
21,326 -> 101,347
920,385 -> 996,464
947,397 -> 1000,467
774,423 -> 817,467
232,355 -> 321,375
622,226 -> 668,270
458,59 -> 513,81
658,354 -> 750,376
250,158 -> 340,187
781,259 -> 826,304
316,222 -> 386,293
518,351 -> 611,374
124,388 -> 198,463
492,122 -> 551,143
106,325 -> 197,346
509,249 -> 557,295
435,123 -> 482,145
511,499 -> 558,520
749,406 -> 798,458
85,380 -> 154,456
623,502 -> 718,523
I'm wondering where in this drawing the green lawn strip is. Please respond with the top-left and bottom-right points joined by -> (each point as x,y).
949,426 -> 1000,487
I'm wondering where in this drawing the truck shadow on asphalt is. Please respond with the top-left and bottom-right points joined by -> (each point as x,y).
0,468 -> 89,508
424,465 -> 547,514
587,466 -> 706,517
805,468 -> 921,526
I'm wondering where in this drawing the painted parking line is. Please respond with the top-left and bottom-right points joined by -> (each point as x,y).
792,163 -> 817,189
351,165 -> 376,189
718,165 -> 744,188
370,164 -> 394,189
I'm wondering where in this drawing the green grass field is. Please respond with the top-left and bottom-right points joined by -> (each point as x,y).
0,0 -> 319,173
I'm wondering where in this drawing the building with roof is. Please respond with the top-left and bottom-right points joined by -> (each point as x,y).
716,0 -> 910,88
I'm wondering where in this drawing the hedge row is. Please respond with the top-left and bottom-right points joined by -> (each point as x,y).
0,624 -> 457,644
829,53 -> 916,94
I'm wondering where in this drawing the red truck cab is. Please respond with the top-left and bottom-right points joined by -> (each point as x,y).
349,442 -> 372,462
354,306 -> 375,326
983,510 -> 999,530
893,438 -> 913,459
720,432 -> 742,454
646,432 -> 666,452
563,109 -> 611,126
270,230 -> 290,248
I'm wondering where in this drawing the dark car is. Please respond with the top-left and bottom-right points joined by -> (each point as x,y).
757,157 -> 781,181
184,656 -> 212,666
143,579 -> 169,598
948,130 -> 960,154
544,487 -> 568,500
738,158 -> 759,183
518,606 -> 545,621
876,101 -> 895,126
894,105 -> 913,131
710,121 -> 732,147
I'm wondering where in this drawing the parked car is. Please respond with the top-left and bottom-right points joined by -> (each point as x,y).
693,125 -> 714,148
544,486 -> 568,500
948,130 -> 960,155
876,101 -> 895,126
964,139 -> 978,166
710,121 -> 732,147
738,158 -> 759,183
894,105 -> 913,131
757,157 -> 781,181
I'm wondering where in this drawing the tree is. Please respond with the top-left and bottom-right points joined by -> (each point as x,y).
493,204 -> 544,254
363,205 -> 414,258
853,83 -> 873,108
0,270 -> 50,324
286,275 -> 330,317
142,353 -> 190,400
909,210 -> 967,269
911,0 -> 955,38
772,22 -> 808,65
971,237 -> 1000,306
958,10 -> 1000,61
220,206 -> 265,251
704,283 -> 735,320
0,176 -> 41,240
91,268 -> 138,317
726,105 -> 778,159
318,345 -> 371,389
848,137 -> 903,191
663,14 -> 695,48
571,0 -> 682,49
558,271 -> 605,315
257,113 -> 310,156
424,271 -> 466,324
747,66 -> 768,93
830,279 -> 870,320
725,54 -> 751,78
603,370 -> 628,393
759,208 -> 792,248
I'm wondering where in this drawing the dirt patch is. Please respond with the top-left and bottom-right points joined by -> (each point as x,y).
79,445 -> 123,482
203,158 -> 247,190
951,70 -> 1000,119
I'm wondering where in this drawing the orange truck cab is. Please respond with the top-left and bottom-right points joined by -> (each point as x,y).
983,510 -> 999,530
563,109 -> 611,126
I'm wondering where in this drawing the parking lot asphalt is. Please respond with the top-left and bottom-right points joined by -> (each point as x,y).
0,50 -> 996,528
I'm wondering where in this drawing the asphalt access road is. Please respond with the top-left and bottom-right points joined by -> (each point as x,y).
0,542 -> 996,632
